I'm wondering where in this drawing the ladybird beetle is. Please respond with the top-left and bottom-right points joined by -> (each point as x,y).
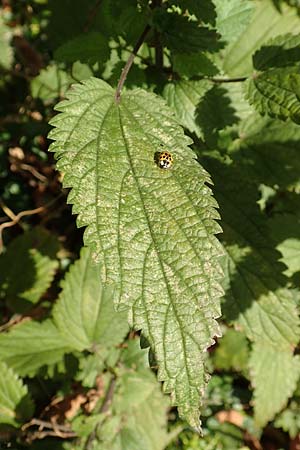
155,151 -> 173,170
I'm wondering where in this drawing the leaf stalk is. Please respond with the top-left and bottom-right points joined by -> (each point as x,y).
115,24 -> 151,103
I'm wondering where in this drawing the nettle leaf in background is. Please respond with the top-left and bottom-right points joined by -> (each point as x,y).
31,64 -> 72,101
163,80 -> 212,138
269,214 -> 300,278
48,77 -> 224,428
203,155 -> 300,425
175,0 -> 217,25
245,68 -> 300,124
153,10 -> 221,54
222,0 -> 300,77
196,86 -> 238,147
214,0 -> 254,44
202,156 -> 300,348
54,32 -> 110,65
253,33 -> 300,70
73,341 -> 175,450
0,227 -> 59,313
53,246 -> 129,351
250,342 -> 300,426
172,53 -> 219,79
0,362 -> 33,427
0,320 -> 70,377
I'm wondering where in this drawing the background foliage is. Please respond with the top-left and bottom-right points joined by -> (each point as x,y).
1,0 -> 300,449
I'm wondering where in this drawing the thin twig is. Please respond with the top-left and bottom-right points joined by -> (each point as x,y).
26,430 -> 76,442
0,201 -> 17,221
115,25 -> 151,103
152,0 -> 163,70
83,0 -> 103,32
22,418 -> 73,433
210,76 -> 248,83
84,376 -> 117,450
0,194 -> 63,252
18,163 -> 48,183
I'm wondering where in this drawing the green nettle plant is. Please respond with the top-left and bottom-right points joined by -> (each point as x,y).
1,0 -> 300,449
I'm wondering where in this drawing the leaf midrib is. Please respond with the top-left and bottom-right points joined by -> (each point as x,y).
117,105 -> 193,388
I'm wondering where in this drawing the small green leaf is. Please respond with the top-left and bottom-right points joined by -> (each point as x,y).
250,342 -> 300,426
0,320 -> 70,376
0,227 -> 59,312
0,362 -> 34,426
54,32 -> 110,65
163,79 -> 212,137
269,214 -> 300,277
274,401 -> 300,438
245,68 -> 300,124
213,329 -> 249,372
253,33 -> 300,70
48,77 -> 224,429
31,64 -> 72,101
53,246 -> 129,351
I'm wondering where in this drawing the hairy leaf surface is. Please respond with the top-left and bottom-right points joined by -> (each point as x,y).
48,77 -> 224,428
0,363 -> 33,426
53,247 -> 129,351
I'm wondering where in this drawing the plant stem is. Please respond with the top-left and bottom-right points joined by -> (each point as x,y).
83,0 -> 103,32
115,24 -> 151,103
152,0 -> 163,69
210,76 -> 248,83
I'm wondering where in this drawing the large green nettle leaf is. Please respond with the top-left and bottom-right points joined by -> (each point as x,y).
48,77 -> 224,428
245,68 -> 300,124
